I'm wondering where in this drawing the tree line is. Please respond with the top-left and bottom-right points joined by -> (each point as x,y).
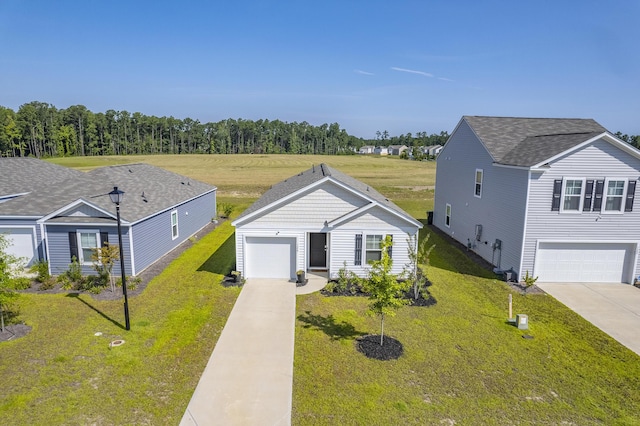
0,102 -> 450,158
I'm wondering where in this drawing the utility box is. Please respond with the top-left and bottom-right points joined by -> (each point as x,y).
516,314 -> 529,330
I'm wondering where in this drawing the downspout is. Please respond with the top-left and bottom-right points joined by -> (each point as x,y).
517,169 -> 532,281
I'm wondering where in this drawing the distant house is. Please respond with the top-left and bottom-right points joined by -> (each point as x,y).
0,159 -> 216,276
434,116 -> 640,284
373,146 -> 388,155
358,145 -> 375,154
232,164 -> 422,280
388,145 -> 408,156
427,145 -> 443,157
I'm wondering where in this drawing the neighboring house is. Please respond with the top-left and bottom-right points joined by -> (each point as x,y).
358,145 -> 375,154
373,146 -> 388,155
427,145 -> 443,157
434,116 -> 640,284
0,159 -> 216,276
388,145 -> 408,156
232,163 -> 422,280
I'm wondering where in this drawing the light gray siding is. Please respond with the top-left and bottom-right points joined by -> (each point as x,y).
434,119 -> 528,272
132,191 -> 215,274
249,183 -> 366,227
329,207 -> 418,278
522,139 -> 640,281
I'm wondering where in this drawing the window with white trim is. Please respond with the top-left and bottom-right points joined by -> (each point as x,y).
365,235 -> 383,263
604,180 -> 626,212
474,169 -> 483,198
78,230 -> 100,264
561,179 -> 584,212
445,203 -> 451,228
171,210 -> 179,239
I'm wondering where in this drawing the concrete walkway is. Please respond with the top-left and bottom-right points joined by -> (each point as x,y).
181,278 -> 296,426
537,282 -> 640,356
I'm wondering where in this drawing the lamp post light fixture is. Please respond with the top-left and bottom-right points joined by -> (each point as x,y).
109,186 -> 131,331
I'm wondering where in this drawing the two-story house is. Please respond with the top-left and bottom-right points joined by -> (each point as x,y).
434,116 -> 640,284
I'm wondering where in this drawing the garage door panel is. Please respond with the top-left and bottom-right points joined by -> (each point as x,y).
245,237 -> 295,279
0,227 -> 36,266
536,242 -> 633,283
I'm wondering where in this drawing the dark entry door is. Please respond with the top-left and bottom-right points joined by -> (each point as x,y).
309,233 -> 327,268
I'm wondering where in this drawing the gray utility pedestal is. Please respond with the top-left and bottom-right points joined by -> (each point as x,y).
516,314 -> 528,330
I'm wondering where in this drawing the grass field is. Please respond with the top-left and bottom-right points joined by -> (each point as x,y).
2,154 -> 639,424
48,154 -> 435,219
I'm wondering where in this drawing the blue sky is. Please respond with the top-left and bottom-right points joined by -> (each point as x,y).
1,0 -> 638,138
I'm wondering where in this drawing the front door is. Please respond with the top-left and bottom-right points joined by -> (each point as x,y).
309,233 -> 327,269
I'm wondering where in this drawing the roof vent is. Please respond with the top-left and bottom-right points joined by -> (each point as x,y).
129,169 -> 133,173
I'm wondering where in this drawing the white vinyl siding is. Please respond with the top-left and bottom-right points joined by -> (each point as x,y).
604,180 -> 626,213
171,210 -> 178,239
475,169 -> 483,198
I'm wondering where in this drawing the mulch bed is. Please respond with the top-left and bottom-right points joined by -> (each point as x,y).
321,281 -> 436,306
356,334 -> 403,360
2,220 -> 223,342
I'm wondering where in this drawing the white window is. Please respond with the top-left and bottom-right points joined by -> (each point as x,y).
561,179 -> 584,212
365,235 -> 383,263
171,210 -> 179,239
474,169 -> 483,198
604,180 -> 626,212
445,204 -> 451,228
78,230 -> 100,264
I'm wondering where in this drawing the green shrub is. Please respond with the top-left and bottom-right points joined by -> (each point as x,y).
57,274 -> 73,290
38,277 -> 57,291
30,260 -> 51,283
217,202 -> 234,218
66,257 -> 83,283
7,276 -> 31,290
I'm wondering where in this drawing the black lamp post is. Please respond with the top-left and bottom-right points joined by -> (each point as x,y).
109,186 -> 130,331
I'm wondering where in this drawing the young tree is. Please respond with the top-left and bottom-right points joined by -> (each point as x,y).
91,243 -> 120,292
0,234 -> 25,332
405,233 -> 436,300
362,236 -> 411,345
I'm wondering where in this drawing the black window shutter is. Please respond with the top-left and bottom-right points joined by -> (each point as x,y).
625,180 -> 636,212
583,180 -> 594,211
354,234 -> 362,266
100,232 -> 109,247
593,180 -> 605,211
386,234 -> 393,258
69,232 -> 78,262
551,179 -> 562,211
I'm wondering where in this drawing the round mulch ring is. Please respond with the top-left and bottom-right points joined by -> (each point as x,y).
356,335 -> 403,360
0,324 -> 32,342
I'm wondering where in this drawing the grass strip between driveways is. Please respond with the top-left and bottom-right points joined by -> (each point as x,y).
0,221 -> 239,425
292,228 -> 640,425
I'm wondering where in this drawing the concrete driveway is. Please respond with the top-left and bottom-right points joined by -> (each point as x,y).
181,278 -> 296,426
537,282 -> 640,356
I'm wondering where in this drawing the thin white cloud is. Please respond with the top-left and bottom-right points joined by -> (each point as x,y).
391,67 -> 433,77
438,77 -> 454,82
354,69 -> 374,76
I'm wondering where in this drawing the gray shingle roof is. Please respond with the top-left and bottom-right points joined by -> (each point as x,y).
0,161 -> 216,223
0,157 -> 85,197
463,116 -> 608,167
234,163 -> 418,225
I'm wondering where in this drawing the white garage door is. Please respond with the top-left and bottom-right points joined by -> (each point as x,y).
0,227 -> 36,266
536,242 -> 635,283
245,237 -> 296,279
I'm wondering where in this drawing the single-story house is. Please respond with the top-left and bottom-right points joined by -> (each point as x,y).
232,163 -> 422,280
373,146 -> 388,155
0,158 -> 216,276
388,145 -> 408,155
434,116 -> 640,284
358,145 -> 375,154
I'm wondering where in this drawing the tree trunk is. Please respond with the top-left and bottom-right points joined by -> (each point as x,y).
380,313 -> 384,345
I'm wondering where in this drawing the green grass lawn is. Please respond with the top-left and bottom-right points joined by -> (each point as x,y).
0,222 -> 240,425
292,228 -> 640,425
